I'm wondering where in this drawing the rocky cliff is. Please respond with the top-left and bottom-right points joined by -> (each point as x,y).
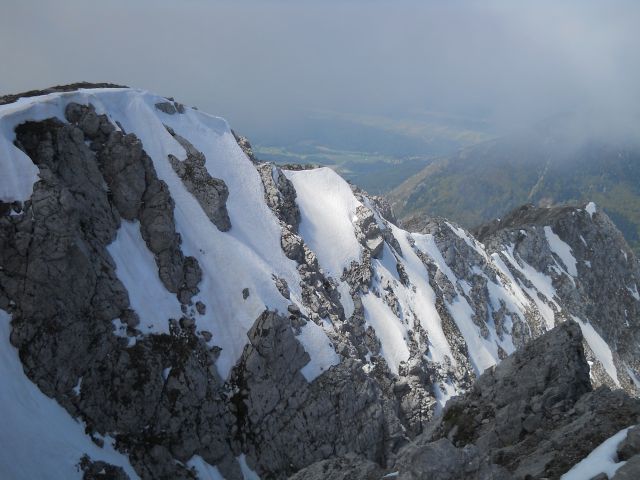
1,85 -> 639,479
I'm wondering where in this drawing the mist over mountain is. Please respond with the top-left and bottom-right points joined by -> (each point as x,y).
390,113 -> 640,252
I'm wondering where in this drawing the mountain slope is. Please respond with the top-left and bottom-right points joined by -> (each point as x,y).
1,86 -> 639,479
389,125 -> 640,253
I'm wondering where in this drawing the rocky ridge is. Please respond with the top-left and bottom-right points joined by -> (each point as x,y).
0,86 -> 639,479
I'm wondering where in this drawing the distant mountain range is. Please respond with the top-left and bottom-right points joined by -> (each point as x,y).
389,120 -> 640,252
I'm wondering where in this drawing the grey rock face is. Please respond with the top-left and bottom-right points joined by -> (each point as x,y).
408,321 -> 640,479
255,163 -> 301,231
287,453 -> 384,480
2,111 -> 240,480
475,203 -> 640,395
78,455 -> 130,480
393,438 -> 513,480
293,321 -> 640,479
231,130 -> 259,163
230,310 -> 405,478
68,103 -> 203,302
613,455 -> 640,480
354,205 -> 384,258
155,99 -> 186,115
165,126 -> 231,232
618,425 -> 640,461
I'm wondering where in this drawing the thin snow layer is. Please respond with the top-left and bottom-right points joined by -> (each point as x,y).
297,320 -> 341,381
561,426 -> 631,480
544,226 -> 578,276
285,167 -> 362,277
0,309 -> 139,480
107,220 -> 183,334
586,201 -> 597,217
574,316 -> 620,387
0,87 -> 338,380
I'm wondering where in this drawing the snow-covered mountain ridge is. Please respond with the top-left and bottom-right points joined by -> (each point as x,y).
1,85 -> 640,479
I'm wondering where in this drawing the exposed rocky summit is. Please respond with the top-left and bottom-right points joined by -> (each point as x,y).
1,86 -> 640,479
296,321 -> 640,480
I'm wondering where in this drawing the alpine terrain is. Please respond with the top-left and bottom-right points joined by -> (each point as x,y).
389,121 -> 640,253
2,84 -> 640,480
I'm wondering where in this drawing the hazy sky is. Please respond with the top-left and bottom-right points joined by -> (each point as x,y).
1,0 -> 638,139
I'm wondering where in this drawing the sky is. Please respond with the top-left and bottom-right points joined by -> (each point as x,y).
1,0 -> 639,142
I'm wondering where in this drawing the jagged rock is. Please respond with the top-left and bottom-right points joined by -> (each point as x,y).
618,425 -> 640,461
165,127 -> 231,232
155,101 -> 177,115
393,438 -> 513,480
77,455 -> 130,480
4,87 -> 640,480
63,103 -> 202,303
3,111 -> 241,480
409,321 -> 640,479
195,301 -> 206,315
230,310 -> 405,478
255,163 -> 301,231
287,453 -> 384,480
232,130 -> 259,163
613,454 -> 640,479
354,205 -> 384,258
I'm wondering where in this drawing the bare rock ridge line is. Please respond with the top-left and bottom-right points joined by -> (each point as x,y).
1,87 -> 640,480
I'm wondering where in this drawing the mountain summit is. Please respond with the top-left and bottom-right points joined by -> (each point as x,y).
1,85 -> 640,479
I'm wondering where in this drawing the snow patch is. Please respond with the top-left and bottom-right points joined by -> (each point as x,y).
296,320 -> 340,382
544,226 -> 578,276
285,167 -> 362,277
585,202 -> 597,218
361,292 -> 410,375
574,316 -> 620,387
107,220 -> 183,334
561,426 -> 631,480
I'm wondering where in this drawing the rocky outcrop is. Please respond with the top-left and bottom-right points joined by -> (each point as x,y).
294,321 -> 640,480
2,109 -> 239,479
165,125 -> 231,232
255,163 -> 300,231
230,311 -> 405,478
475,203 -> 640,394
